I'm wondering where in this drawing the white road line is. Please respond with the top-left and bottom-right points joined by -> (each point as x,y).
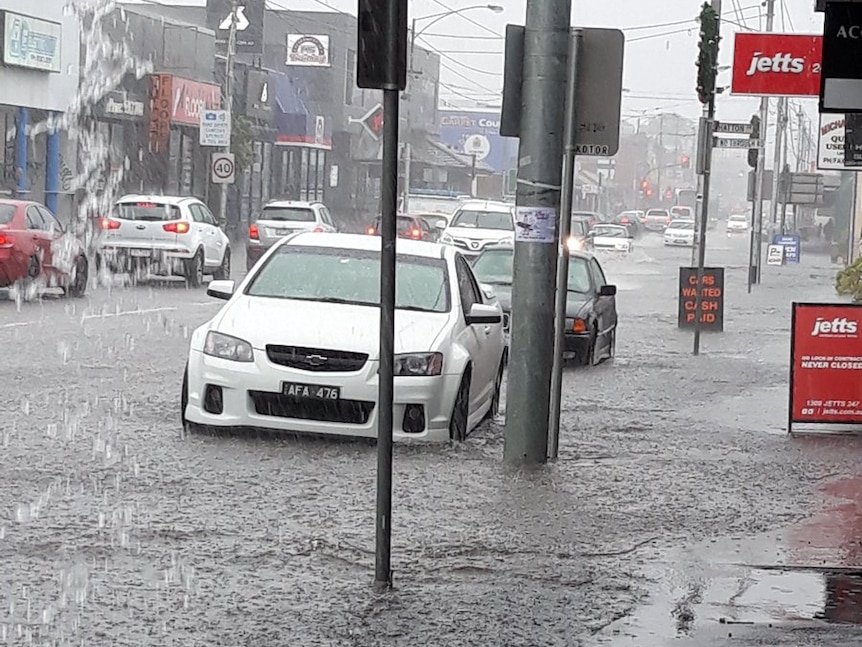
0,321 -> 34,329
82,306 -> 178,321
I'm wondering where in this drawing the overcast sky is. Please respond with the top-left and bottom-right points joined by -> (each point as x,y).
137,0 -> 824,143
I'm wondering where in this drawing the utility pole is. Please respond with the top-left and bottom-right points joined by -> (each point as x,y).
750,0 -> 775,285
548,28 -> 582,461
504,0 -> 572,465
693,0 -> 721,356
770,97 -> 787,229
656,114 -> 665,203
218,0 -> 238,230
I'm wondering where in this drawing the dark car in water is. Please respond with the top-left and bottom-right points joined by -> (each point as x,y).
366,214 -> 435,241
471,242 -> 618,366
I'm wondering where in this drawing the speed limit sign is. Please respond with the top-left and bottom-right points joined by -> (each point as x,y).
211,153 -> 235,184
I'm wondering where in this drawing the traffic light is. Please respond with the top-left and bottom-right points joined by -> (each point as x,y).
680,154 -> 691,169
357,0 -> 407,91
645,187 -> 654,198
640,179 -> 650,190
695,2 -> 720,105
747,113 -> 760,168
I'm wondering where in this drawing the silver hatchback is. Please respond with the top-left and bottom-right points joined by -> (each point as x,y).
246,201 -> 337,270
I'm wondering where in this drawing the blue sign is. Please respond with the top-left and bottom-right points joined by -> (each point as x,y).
2,11 -> 62,73
437,110 -> 518,174
773,234 -> 801,264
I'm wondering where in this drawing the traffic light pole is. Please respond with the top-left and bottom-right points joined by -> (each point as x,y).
504,0 -> 572,465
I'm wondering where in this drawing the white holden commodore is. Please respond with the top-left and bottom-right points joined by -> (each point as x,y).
182,231 -> 507,442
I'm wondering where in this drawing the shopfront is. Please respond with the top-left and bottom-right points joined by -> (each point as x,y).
92,85 -> 148,195
147,74 -> 221,199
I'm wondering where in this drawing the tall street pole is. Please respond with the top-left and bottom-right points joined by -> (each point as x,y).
218,0 -> 238,230
750,0 -> 775,285
503,0 -> 571,465
548,28 -> 582,461
693,0 -> 721,357
769,96 -> 787,228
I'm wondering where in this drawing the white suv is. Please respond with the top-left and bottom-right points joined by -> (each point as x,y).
96,195 -> 231,286
246,200 -> 337,270
440,200 -> 515,258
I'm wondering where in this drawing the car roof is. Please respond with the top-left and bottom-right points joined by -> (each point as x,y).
456,200 -> 514,212
264,200 -> 321,208
595,223 -> 627,229
284,232 -> 449,259
116,194 -> 198,205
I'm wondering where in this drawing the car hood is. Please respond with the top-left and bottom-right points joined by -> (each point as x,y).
665,228 -> 694,235
489,283 -> 589,318
211,296 -> 451,357
445,226 -> 512,241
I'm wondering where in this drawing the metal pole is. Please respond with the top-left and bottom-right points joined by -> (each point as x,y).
693,0 -> 721,357
503,0 -> 571,465
374,0 -> 401,593
750,0 -> 775,285
218,0 -> 237,230
402,19 -> 416,215
548,28 -> 582,461
770,97 -> 786,229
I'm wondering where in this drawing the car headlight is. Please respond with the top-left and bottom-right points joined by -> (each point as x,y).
394,352 -> 443,376
204,331 -> 254,362
440,233 -> 454,244
566,237 -> 584,251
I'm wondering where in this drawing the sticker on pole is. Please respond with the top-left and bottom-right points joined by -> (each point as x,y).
211,153 -> 235,184
788,302 -> 862,433
514,206 -> 557,243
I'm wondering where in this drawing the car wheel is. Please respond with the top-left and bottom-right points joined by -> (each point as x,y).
185,249 -> 204,288
26,254 -> 40,279
213,247 -> 231,280
608,328 -> 616,359
485,354 -> 506,421
449,369 -> 471,442
64,255 -> 88,298
181,363 -> 189,427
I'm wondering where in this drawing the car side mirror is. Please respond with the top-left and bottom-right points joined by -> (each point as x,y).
207,280 -> 235,301
599,284 -> 617,297
466,303 -> 502,325
586,231 -> 595,238
434,220 -> 447,230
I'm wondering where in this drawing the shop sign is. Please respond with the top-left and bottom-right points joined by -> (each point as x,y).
789,303 -> 862,431
773,234 -> 801,263
730,33 -> 822,97
101,90 -> 146,119
245,68 -> 273,120
148,74 -> 173,154
1,11 -> 62,73
817,113 -> 847,170
170,77 -> 221,126
677,267 -> 725,331
286,34 -> 331,67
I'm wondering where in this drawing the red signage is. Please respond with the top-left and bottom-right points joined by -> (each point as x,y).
731,33 -> 822,97
148,74 -> 172,154
789,303 -> 862,430
169,76 -> 221,126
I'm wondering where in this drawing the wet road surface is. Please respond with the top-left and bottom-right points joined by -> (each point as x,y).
2,232 -> 860,645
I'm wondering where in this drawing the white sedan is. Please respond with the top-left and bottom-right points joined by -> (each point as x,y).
182,232 -> 507,442
587,224 -> 633,253
664,219 -> 695,246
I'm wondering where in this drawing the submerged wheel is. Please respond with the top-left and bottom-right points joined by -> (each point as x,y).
449,370 -> 471,442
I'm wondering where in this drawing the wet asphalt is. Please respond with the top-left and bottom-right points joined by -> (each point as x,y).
1,230 -> 861,646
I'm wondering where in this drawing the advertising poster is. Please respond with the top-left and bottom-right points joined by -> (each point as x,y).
677,267 -> 725,331
437,110 -> 518,174
773,234 -> 801,263
730,33 -> 822,97
817,113 -> 846,170
515,207 -> 556,243
789,303 -> 862,430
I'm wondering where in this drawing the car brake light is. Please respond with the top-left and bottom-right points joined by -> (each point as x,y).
666,217 -> 672,224
163,221 -> 190,234
366,226 -> 376,235
0,233 -> 8,246
312,226 -> 324,233
572,318 -> 587,333
249,223 -> 259,240
100,218 -> 121,230
411,228 -> 421,238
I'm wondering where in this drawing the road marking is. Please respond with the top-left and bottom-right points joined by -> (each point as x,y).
0,321 -> 35,329
82,306 -> 178,321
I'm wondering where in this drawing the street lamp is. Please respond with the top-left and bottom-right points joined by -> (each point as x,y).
402,4 -> 504,212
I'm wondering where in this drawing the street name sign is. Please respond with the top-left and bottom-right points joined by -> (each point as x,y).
713,136 -> 760,149
714,120 -> 754,135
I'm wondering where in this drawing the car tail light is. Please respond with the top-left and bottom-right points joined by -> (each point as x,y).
312,226 -> 324,233
100,218 -> 121,230
411,228 -> 421,238
366,226 -> 376,235
620,218 -> 629,224
0,233 -> 8,246
572,318 -> 587,333
163,221 -> 190,234
666,217 -> 672,224
249,223 -> 259,240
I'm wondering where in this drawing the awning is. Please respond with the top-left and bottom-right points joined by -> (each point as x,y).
411,133 -> 494,173
273,74 -> 330,149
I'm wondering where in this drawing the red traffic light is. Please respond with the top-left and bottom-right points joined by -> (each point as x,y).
680,154 -> 691,168
645,188 -> 654,197
640,179 -> 650,190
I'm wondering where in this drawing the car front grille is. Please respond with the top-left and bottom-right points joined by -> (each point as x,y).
249,391 -> 375,425
266,346 -> 369,372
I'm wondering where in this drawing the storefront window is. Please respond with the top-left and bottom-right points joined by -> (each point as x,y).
314,150 -> 325,201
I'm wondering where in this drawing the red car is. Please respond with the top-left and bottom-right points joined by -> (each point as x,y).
365,214 -> 434,241
0,199 -> 89,297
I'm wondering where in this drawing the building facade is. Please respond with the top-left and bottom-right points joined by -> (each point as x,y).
0,1 -> 80,220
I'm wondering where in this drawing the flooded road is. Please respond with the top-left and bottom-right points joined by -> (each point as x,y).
2,233 -> 860,645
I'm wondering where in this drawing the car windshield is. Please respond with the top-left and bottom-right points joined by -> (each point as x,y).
0,204 -> 15,224
730,215 -> 747,222
669,221 -> 694,230
114,202 -> 181,221
260,207 -> 315,222
451,209 -> 513,231
594,226 -> 627,238
568,258 -> 592,294
472,249 -> 514,285
246,246 -> 450,313
646,210 -> 667,218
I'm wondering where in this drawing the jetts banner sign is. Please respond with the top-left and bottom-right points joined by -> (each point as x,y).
789,303 -> 862,432
437,110 -> 518,174
731,33 -> 822,96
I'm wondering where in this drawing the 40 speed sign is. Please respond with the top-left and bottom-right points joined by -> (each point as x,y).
211,153 -> 235,184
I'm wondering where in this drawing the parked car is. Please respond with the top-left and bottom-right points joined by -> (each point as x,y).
664,219 -> 695,246
726,214 -> 749,234
182,232 -> 507,442
366,214 -> 434,241
572,210 -> 608,230
414,213 -> 450,241
246,201 -> 337,270
0,199 -> 88,297
566,216 -> 591,251
440,200 -> 515,259
587,224 -> 634,254
644,208 -> 671,232
471,243 -> 618,366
